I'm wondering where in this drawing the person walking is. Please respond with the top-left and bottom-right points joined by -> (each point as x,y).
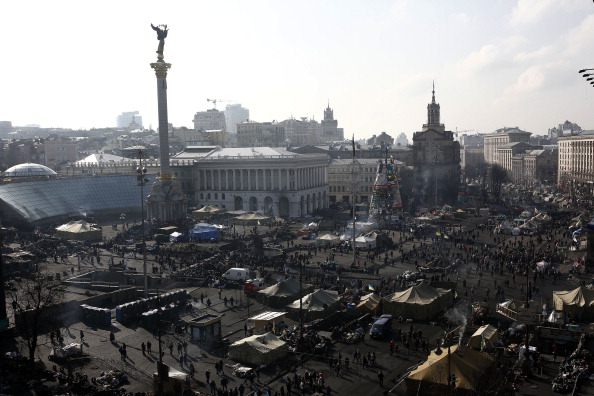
147,340 -> 152,354
206,369 -> 211,384
141,342 -> 146,355
79,330 -> 84,342
209,379 -> 217,396
378,370 -> 384,387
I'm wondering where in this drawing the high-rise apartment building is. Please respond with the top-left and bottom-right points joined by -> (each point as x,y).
117,111 -> 143,129
224,104 -> 249,134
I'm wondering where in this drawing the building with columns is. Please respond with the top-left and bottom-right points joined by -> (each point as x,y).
483,127 -> 531,165
510,148 -> 557,185
172,146 -> 328,218
558,131 -> 594,194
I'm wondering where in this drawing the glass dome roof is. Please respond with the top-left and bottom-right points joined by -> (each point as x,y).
4,163 -> 58,178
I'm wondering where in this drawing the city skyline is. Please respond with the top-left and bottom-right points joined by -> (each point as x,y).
2,0 -> 594,140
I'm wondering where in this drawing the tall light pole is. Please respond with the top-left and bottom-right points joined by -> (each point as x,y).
579,68 -> 594,88
137,150 -> 150,298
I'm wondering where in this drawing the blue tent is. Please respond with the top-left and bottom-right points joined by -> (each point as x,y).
189,224 -> 220,240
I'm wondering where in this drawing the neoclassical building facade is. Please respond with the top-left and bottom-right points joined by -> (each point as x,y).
173,146 -> 328,218
558,132 -> 594,194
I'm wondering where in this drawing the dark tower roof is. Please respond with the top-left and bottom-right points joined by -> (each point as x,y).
427,81 -> 441,127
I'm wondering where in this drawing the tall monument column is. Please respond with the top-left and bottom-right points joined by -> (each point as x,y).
152,61 -> 172,179
146,24 -> 187,222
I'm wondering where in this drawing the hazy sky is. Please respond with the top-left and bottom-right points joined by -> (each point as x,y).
3,0 -> 594,140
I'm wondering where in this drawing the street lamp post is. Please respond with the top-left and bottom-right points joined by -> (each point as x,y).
137,150 -> 150,298
579,68 -> 594,88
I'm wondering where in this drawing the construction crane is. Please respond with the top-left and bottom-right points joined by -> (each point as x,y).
455,128 -> 475,138
206,99 -> 236,110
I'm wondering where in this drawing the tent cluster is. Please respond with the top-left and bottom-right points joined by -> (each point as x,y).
259,279 -> 452,322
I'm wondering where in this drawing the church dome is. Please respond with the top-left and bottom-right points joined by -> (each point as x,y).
4,163 -> 58,178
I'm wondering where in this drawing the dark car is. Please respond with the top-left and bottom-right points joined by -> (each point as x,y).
370,314 -> 393,339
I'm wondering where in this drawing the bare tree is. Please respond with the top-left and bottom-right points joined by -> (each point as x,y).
8,267 -> 65,371
489,164 -> 508,199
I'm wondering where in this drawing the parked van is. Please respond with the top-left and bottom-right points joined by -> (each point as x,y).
370,314 -> 393,339
222,268 -> 250,282
244,278 -> 266,294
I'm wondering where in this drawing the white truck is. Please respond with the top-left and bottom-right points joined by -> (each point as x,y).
222,268 -> 250,282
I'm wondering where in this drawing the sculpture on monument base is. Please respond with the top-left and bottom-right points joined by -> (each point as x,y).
146,179 -> 187,222
151,24 -> 168,56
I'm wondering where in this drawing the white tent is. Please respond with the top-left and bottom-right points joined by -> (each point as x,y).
317,234 -> 339,242
55,220 -> 102,241
354,236 -> 376,249
228,332 -> 288,365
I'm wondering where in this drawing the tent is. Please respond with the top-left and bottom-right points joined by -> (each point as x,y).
192,205 -> 226,217
228,332 -> 288,366
355,236 -> 376,250
234,213 -> 270,225
467,324 -> 499,350
257,278 -> 314,308
553,286 -> 594,320
286,289 -> 340,320
247,311 -> 287,333
189,224 -> 220,241
383,282 -> 453,321
235,213 -> 269,221
317,234 -> 340,245
55,220 -> 102,241
365,231 -> 393,249
354,293 -> 382,315
405,345 -> 496,396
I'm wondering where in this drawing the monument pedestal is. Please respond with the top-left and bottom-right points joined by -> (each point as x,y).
146,178 -> 187,222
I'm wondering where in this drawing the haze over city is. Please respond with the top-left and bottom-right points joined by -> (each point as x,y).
3,0 -> 594,139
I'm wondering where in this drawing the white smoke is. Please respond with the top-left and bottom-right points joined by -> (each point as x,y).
444,302 -> 469,346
